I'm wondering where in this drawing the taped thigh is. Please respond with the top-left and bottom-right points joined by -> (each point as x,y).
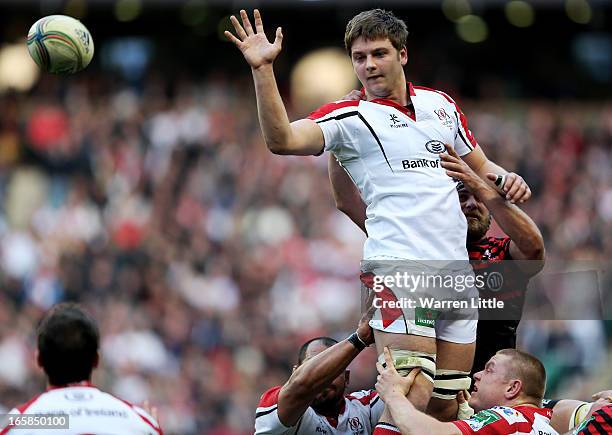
378,349 -> 436,384
432,369 -> 472,400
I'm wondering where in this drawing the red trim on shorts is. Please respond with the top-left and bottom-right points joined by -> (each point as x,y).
360,272 -> 403,328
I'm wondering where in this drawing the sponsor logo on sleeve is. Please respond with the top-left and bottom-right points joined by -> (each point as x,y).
465,409 -> 501,431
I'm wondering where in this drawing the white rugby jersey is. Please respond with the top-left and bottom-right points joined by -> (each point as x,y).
0,382 -> 162,435
309,83 -> 477,261
452,405 -> 558,435
255,386 -> 383,434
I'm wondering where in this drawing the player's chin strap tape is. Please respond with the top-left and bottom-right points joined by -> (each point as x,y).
378,350 -> 436,384
432,369 -> 472,400
569,402 -> 592,430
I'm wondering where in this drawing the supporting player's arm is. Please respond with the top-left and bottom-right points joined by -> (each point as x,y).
376,348 -> 462,435
328,154 -> 368,234
550,390 -> 612,434
442,146 -> 544,273
462,146 -> 532,204
276,301 -> 376,426
225,9 -> 324,156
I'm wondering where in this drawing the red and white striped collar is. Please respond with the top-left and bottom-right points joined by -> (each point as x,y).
359,81 -> 417,120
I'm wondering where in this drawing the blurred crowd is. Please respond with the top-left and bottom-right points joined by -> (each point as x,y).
0,74 -> 610,433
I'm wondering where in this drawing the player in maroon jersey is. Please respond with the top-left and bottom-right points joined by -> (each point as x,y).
442,145 -> 544,376
572,402 -> 612,435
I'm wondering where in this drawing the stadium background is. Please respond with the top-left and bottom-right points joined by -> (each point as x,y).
0,0 -> 611,433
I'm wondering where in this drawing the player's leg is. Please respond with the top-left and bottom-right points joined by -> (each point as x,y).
426,338 -> 475,421
360,261 -> 438,413
374,329 -> 436,411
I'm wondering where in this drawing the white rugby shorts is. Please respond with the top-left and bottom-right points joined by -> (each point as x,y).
360,259 -> 478,344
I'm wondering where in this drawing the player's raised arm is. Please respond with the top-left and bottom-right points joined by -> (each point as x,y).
441,145 -> 544,273
461,146 -> 532,204
225,9 -> 324,156
270,301 -> 375,427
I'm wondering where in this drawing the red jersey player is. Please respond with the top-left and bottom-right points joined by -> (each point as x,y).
374,347 -> 557,435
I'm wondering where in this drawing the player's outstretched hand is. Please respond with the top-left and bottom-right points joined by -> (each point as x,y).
225,9 -> 283,70
375,347 -> 420,399
486,172 -> 531,204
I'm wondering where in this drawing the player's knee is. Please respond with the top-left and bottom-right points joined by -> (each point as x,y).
427,397 -> 459,422
427,369 -> 471,422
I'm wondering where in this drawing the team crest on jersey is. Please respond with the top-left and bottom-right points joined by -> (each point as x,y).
348,417 -> 364,431
434,108 -> 454,129
434,108 -> 449,120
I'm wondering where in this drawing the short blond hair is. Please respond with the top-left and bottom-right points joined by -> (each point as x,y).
344,9 -> 408,55
498,349 -> 546,401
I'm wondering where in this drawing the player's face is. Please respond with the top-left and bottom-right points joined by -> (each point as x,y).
469,354 -> 513,411
301,342 -> 348,412
458,187 -> 491,243
350,37 -> 407,99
